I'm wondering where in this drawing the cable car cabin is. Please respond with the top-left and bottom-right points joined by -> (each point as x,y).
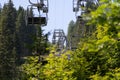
27,17 -> 47,26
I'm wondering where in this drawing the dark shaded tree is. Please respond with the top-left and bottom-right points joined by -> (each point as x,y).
0,0 -> 17,79
15,6 -> 26,64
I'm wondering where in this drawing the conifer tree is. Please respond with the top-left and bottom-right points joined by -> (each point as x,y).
15,6 -> 26,64
0,0 -> 17,79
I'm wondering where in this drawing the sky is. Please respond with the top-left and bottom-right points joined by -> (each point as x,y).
0,0 -> 76,41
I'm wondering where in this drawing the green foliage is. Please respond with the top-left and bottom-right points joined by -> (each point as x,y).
15,6 -> 27,64
67,20 -> 75,40
21,56 -> 44,80
74,0 -> 120,79
21,49 -> 75,80
43,52 -> 76,80
66,0 -> 120,79
91,68 -> 120,80
0,0 -> 17,79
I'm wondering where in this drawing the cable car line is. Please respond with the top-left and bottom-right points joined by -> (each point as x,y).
26,0 -> 99,54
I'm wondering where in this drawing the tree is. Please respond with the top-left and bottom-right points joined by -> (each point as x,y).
67,20 -> 82,49
67,20 -> 75,40
74,0 -> 120,79
15,6 -> 27,65
0,0 -> 17,79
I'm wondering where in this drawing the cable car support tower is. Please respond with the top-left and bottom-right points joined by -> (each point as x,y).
52,29 -> 69,54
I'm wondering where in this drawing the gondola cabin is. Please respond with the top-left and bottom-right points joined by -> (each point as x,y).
27,17 -> 47,26
27,0 -> 49,26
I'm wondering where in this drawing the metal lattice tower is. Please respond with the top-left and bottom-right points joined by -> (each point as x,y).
52,29 -> 69,52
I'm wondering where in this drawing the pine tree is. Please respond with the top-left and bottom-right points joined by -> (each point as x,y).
16,6 -> 26,64
67,20 -> 75,40
0,0 -> 17,79
67,20 -> 77,49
